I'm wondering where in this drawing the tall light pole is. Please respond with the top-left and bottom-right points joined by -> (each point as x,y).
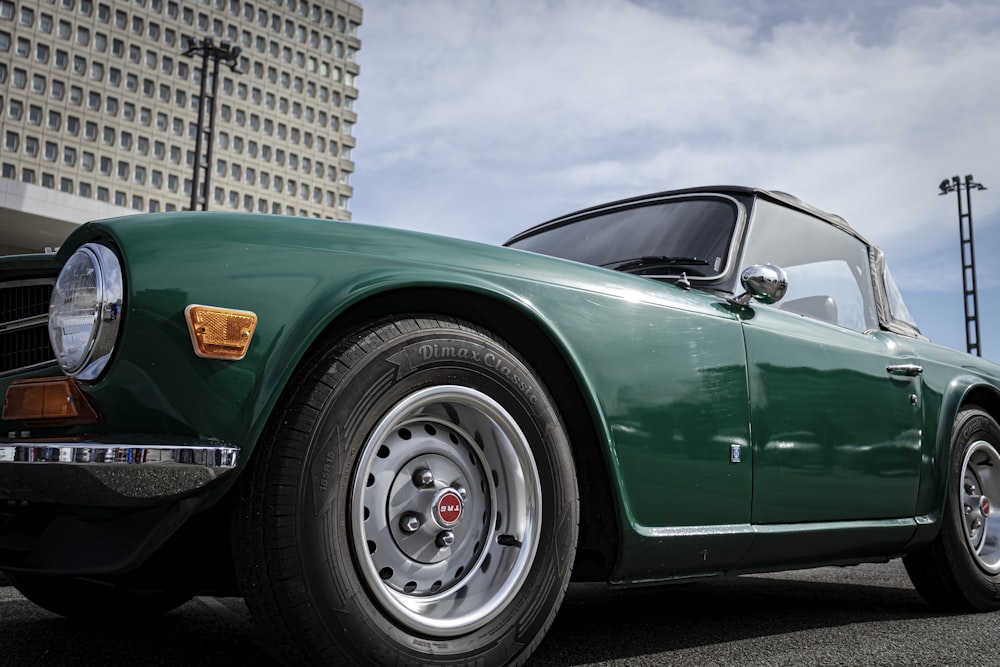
182,37 -> 243,211
939,174 -> 988,357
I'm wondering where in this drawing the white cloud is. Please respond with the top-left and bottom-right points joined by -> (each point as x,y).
351,0 -> 1000,357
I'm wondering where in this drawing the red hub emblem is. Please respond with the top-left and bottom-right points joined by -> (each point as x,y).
434,490 -> 463,528
982,496 -> 991,517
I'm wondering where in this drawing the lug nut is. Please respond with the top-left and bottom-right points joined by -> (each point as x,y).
413,468 -> 434,488
452,485 -> 468,499
436,531 -> 455,548
400,514 -> 421,533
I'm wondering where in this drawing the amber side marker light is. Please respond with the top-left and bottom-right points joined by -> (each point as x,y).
3,377 -> 102,426
185,304 -> 258,361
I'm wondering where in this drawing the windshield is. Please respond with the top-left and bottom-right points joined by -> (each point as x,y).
507,197 -> 739,278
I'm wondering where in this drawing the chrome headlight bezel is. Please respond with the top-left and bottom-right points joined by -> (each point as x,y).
48,243 -> 124,381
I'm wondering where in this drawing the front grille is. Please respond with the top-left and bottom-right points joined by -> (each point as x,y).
0,279 -> 56,375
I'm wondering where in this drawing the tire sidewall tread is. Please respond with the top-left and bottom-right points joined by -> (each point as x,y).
234,315 -> 579,666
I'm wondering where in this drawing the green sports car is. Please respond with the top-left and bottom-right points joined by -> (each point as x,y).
1,185 -> 999,666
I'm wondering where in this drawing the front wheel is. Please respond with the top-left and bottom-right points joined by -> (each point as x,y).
234,316 -> 579,665
904,406 -> 1000,610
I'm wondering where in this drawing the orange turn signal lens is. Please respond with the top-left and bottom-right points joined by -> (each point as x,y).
3,377 -> 101,425
185,304 -> 258,361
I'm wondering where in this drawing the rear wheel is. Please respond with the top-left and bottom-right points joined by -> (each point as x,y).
904,406 -> 1000,610
234,315 -> 578,665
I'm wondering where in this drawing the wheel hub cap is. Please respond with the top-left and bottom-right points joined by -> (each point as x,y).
432,489 -> 464,528
350,385 -> 541,637
961,440 -> 1000,574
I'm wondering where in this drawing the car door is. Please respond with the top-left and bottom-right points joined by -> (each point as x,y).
738,199 -> 923,524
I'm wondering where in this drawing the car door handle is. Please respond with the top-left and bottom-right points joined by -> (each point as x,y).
886,364 -> 923,377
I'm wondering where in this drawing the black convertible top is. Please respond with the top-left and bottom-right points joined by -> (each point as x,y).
507,185 -> 861,247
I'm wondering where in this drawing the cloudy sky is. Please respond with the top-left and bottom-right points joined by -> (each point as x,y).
349,0 -> 1000,362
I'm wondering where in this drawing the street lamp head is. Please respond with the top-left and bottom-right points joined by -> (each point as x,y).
939,179 -> 953,195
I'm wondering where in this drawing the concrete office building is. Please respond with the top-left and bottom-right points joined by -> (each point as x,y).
0,0 -> 361,254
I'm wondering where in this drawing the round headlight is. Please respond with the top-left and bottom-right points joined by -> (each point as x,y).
49,243 -> 124,380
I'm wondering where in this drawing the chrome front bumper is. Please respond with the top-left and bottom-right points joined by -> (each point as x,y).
0,438 -> 239,507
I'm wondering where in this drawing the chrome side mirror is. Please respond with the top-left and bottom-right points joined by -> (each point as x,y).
728,264 -> 788,306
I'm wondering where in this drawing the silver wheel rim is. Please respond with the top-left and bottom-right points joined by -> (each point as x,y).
961,439 -> 1000,574
350,384 -> 541,636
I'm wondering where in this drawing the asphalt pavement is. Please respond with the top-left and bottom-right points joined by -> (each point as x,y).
0,560 -> 993,666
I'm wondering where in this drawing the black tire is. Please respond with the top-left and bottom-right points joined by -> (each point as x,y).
904,406 -> 1000,611
234,315 -> 579,666
4,571 -> 192,619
